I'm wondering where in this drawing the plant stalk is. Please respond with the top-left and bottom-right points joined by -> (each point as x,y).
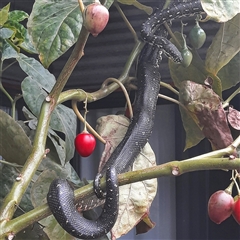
1,157 -> 239,238
0,27 -> 90,225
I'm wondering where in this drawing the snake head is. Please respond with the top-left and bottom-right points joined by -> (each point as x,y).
162,40 -> 183,64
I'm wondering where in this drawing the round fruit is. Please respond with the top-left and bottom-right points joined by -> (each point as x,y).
83,3 -> 109,37
75,131 -> 96,157
181,47 -> 193,68
189,21 -> 206,49
232,196 -> 240,225
208,190 -> 234,224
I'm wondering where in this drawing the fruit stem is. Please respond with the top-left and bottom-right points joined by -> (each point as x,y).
222,87 -> 240,108
83,92 -> 88,132
78,0 -> 85,13
225,178 -> 234,195
158,93 -> 187,110
160,82 -> 179,96
101,77 -> 133,119
181,20 -> 188,50
72,100 -> 106,144
232,170 -> 240,195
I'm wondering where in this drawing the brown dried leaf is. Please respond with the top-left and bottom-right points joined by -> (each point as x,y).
179,80 -> 234,151
227,107 -> 240,130
96,115 -> 157,239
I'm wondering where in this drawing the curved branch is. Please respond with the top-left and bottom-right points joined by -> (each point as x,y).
0,27 -> 90,223
102,77 -> 133,119
57,40 -> 144,104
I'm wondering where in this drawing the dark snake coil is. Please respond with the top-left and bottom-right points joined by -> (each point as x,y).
47,1 -> 204,239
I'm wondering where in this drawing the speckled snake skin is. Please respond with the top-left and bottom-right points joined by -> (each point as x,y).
47,1 -> 204,239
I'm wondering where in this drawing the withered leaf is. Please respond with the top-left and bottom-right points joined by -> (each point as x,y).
96,115 -> 157,239
179,81 -> 234,151
227,107 -> 240,130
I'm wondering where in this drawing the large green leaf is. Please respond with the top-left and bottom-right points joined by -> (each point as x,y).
217,52 -> 240,90
0,110 -> 32,165
205,14 -> 240,75
169,32 -> 222,96
27,0 -> 114,67
201,0 -> 240,22
0,164 -> 33,213
179,106 -> 205,151
18,54 -> 77,163
27,0 -> 88,68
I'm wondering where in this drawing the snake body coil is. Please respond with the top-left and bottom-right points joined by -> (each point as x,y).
47,1 -> 204,238
47,167 -> 118,239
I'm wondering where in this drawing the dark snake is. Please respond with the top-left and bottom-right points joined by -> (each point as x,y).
47,1 -> 204,239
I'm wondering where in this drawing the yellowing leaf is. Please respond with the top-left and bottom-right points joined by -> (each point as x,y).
205,14 -> 240,75
96,115 -> 157,239
0,3 -> 10,26
201,0 -> 240,22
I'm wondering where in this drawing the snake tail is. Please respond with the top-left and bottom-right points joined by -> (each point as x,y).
47,167 -> 119,239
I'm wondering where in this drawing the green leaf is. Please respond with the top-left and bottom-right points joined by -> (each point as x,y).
42,215 -> 76,240
0,164 -> 33,213
4,20 -> 27,46
19,30 -> 38,54
30,161 -> 82,240
205,14 -> 240,75
18,54 -> 77,163
17,53 -> 56,91
27,0 -> 85,68
201,0 -> 240,22
0,37 -> 20,56
0,28 -> 13,39
27,0 -> 114,67
8,10 -> 29,22
22,107 -> 68,165
169,32 -> 222,96
0,109 -> 32,165
0,3 -> 10,26
217,52 -> 240,90
179,106 -> 205,150
15,224 -> 49,240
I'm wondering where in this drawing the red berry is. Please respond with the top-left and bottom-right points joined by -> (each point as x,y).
83,3 -> 109,37
74,131 -> 96,157
208,190 -> 234,224
232,196 -> 240,225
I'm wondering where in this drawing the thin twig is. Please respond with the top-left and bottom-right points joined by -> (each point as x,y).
102,77 -> 133,119
222,87 -> 240,108
114,2 -> 138,42
160,81 -> 179,95
158,93 -> 186,110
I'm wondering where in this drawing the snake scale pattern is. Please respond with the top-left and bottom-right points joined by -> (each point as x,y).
47,1 -> 204,239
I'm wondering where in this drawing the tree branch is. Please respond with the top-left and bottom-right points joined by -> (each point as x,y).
0,27 -> 90,224
1,156 -> 239,239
